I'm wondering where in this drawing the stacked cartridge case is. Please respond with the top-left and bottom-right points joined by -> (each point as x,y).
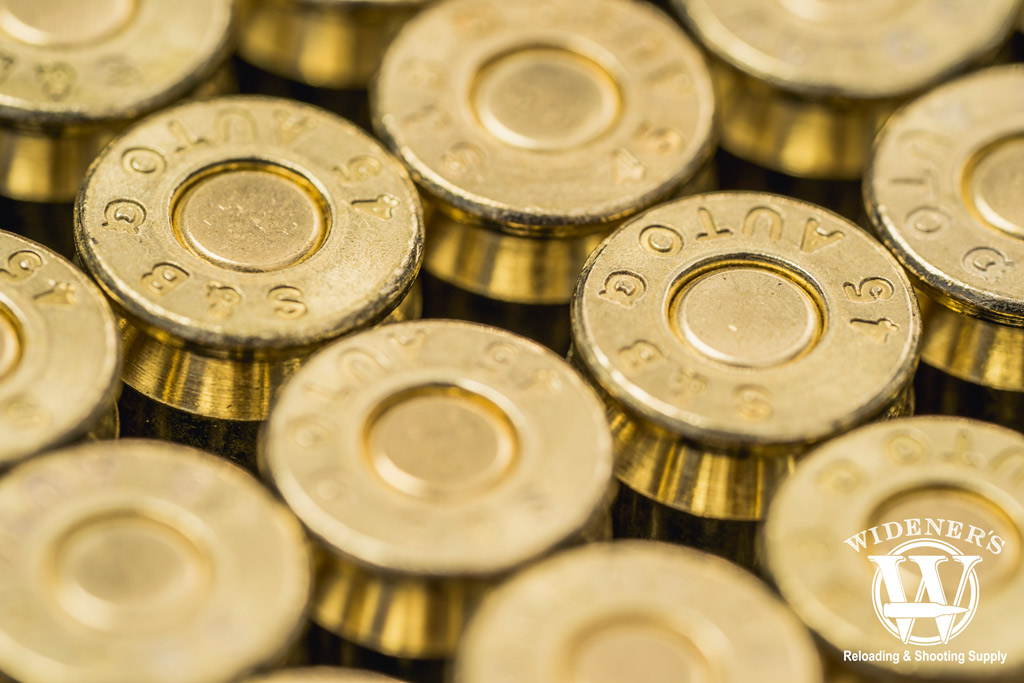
867,65 -> 1024,428
673,0 -> 1019,179
261,320 -> 614,660
373,0 -> 717,306
764,416 -> 1024,682
455,541 -> 823,683
571,192 -> 921,566
0,439 -> 311,683
75,95 -> 423,467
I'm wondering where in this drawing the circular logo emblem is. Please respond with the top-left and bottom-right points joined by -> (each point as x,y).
869,538 -> 981,646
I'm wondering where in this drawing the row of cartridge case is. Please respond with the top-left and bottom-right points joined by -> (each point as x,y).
1,0 -> 1024,682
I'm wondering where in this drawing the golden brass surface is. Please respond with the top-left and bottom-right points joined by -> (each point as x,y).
115,279 -> 421,426
245,667 -> 407,682
918,292 -> 1024,392
0,438 -> 312,683
423,205 -> 609,306
455,541 -> 823,683
115,284 -> 419,469
238,0 -> 432,89
675,0 -> 1018,179
76,96 -> 424,428
0,0 -> 234,202
610,381 -> 913,569
572,192 -> 921,525
373,0 -> 716,303
764,416 -> 1024,681
0,230 -> 121,467
868,66 -> 1024,419
261,320 -> 614,658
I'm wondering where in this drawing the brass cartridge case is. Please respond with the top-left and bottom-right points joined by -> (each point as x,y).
0,0 -> 234,203
237,0 -> 433,90
454,541 -> 823,683
372,0 -> 717,305
571,192 -> 921,567
866,65 -> 1024,430
75,95 -> 423,467
0,230 -> 120,468
673,0 -> 1019,179
261,320 -> 615,659
764,416 -> 1024,682
0,438 -> 311,683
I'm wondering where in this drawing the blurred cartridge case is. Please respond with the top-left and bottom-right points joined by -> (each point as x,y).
372,0 -> 717,306
866,65 -> 1024,429
244,668 -> 407,683
673,0 -> 1019,179
0,438 -> 311,683
0,0 -> 234,203
571,192 -> 921,567
455,541 -> 823,683
75,95 -> 423,468
0,230 -> 120,468
261,320 -> 615,660
764,416 -> 1024,682
238,0 -> 432,90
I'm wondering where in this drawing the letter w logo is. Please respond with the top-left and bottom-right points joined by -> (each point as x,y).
868,553 -> 982,644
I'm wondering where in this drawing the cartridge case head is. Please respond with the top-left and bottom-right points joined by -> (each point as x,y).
764,416 -> 1024,681
868,66 -> 1024,326
455,541 -> 822,683
77,95 -> 423,351
0,438 -> 312,683
0,231 -> 120,467
573,191 -> 919,445
373,0 -> 716,234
